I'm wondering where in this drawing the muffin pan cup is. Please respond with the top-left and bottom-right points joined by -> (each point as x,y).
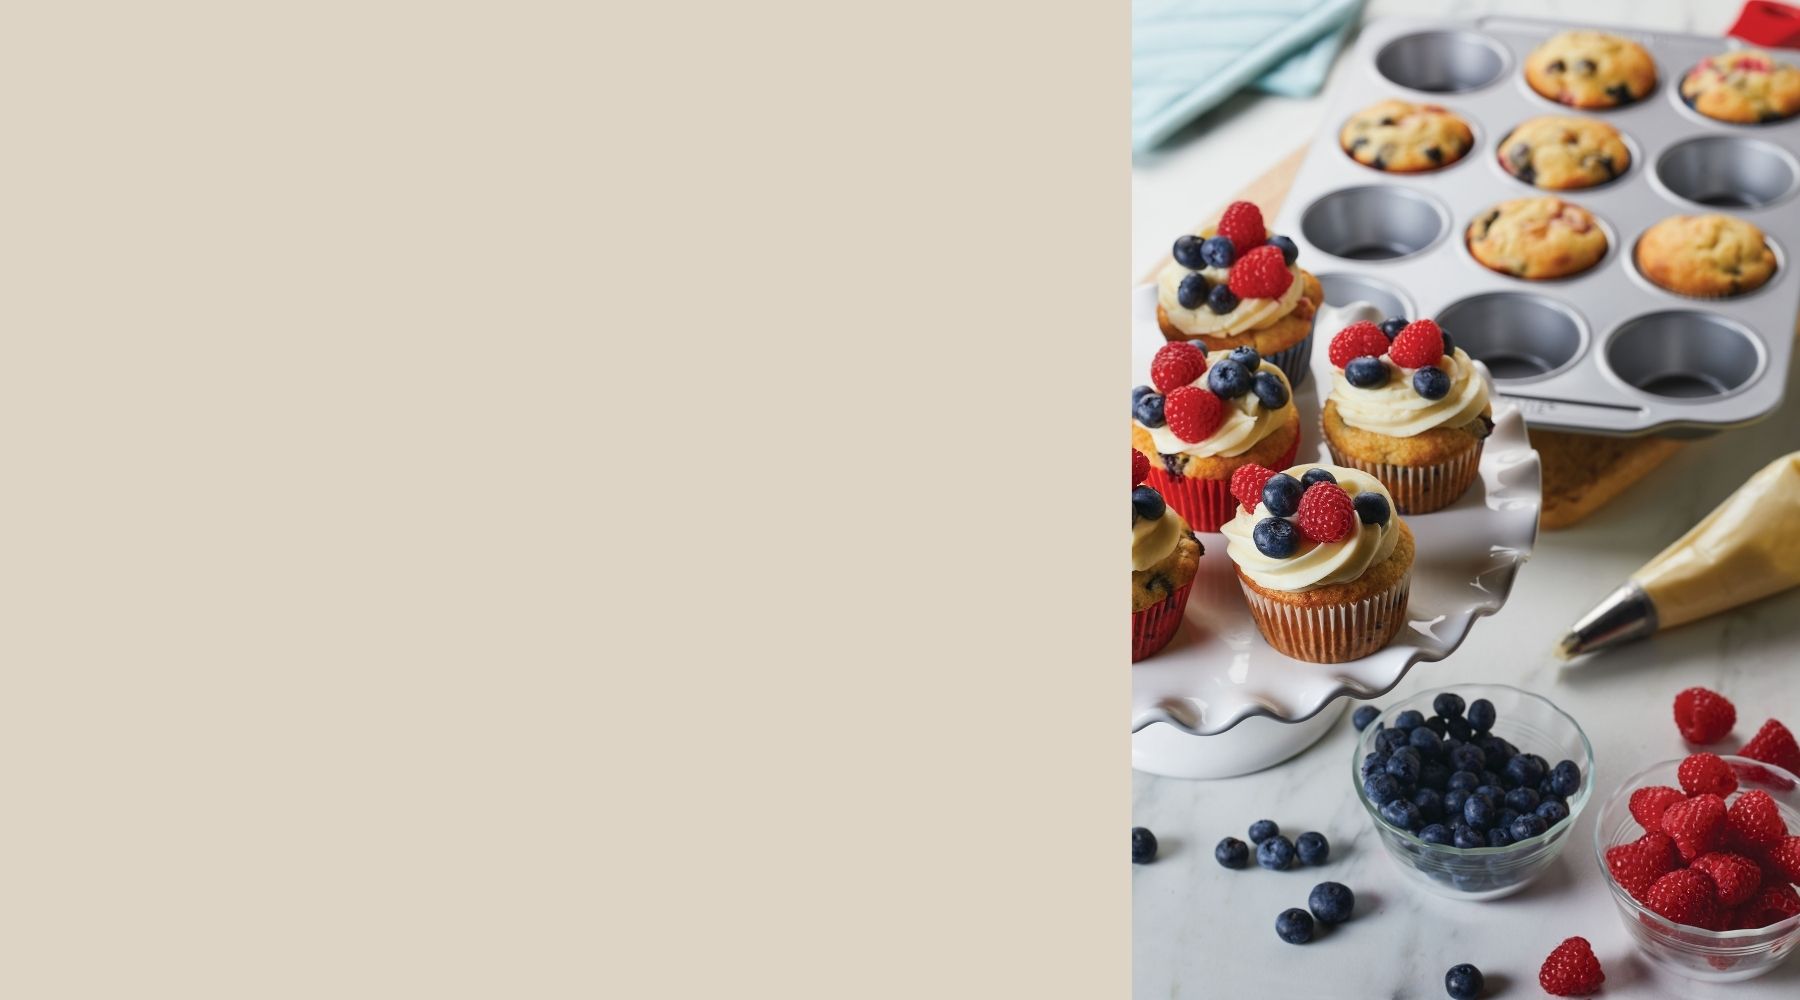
1277,16 -> 1800,435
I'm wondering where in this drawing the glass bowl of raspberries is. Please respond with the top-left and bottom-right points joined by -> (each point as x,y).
1351,684 -> 1593,900
1594,754 -> 1800,983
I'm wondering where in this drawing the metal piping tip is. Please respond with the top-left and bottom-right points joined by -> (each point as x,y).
1557,581 -> 1659,661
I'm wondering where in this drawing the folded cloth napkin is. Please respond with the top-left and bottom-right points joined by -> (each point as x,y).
1132,0 -> 1363,153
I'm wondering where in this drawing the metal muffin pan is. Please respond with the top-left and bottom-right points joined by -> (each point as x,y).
1274,16 -> 1800,435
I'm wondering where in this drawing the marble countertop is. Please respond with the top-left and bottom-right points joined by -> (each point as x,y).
1132,3 -> 1800,998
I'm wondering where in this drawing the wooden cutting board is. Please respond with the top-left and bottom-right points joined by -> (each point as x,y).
1143,147 -> 1683,529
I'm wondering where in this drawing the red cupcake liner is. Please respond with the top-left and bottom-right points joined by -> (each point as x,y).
1132,580 -> 1193,663
1146,433 -> 1300,532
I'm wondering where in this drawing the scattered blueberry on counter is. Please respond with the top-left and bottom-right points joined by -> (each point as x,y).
1256,835 -> 1296,871
1247,819 -> 1279,844
1275,907 -> 1315,944
1307,881 -> 1354,925
1133,827 -> 1158,864
1444,963 -> 1483,1000
1214,837 -> 1249,869
1295,831 -> 1329,867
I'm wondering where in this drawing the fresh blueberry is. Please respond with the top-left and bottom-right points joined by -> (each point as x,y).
1444,716 -> 1473,742
1275,907 -> 1314,944
1510,813 -> 1548,841
1132,384 -> 1154,406
1352,705 -> 1381,731
1452,824 -> 1485,849
1250,371 -> 1289,409
1443,788 -> 1469,816
1345,356 -> 1389,388
1467,698 -> 1496,732
1307,881 -> 1354,924
1486,827 -> 1514,848
1248,819 -> 1280,844
1433,693 -> 1466,719
1378,316 -> 1407,339
1386,747 -> 1422,783
1172,234 -> 1207,269
1448,770 -> 1480,792
1299,468 -> 1337,489
1413,787 -> 1444,823
1479,738 -> 1509,770
1504,787 -> 1540,813
1296,831 -> 1330,866
1252,517 -> 1299,559
1364,773 -> 1404,805
1420,760 -> 1451,791
1261,474 -> 1302,517
1445,963 -> 1484,1000
1381,798 -> 1422,831
1497,808 -> 1521,830
1462,794 -> 1495,829
1420,823 -> 1452,846
1177,271 -> 1210,309
1504,755 -> 1545,791
1133,827 -> 1157,864
1349,492 -> 1389,528
1200,235 -> 1236,269
1207,358 -> 1250,399
1409,726 -> 1442,755
1228,346 -> 1262,371
1215,836 -> 1249,869
1413,365 -> 1450,400
1474,785 -> 1506,805
1375,728 -> 1409,755
1550,760 -> 1582,797
1394,710 -> 1426,732
1131,486 -> 1165,520
1449,746 -> 1484,777
1536,799 -> 1570,825
1441,330 -> 1456,356
1268,235 -> 1299,266
1424,716 -> 1449,738
1527,753 -> 1550,776
1132,391 -> 1166,428
1361,752 -> 1388,781
1257,835 -> 1296,870
1206,284 -> 1239,315
1538,778 -> 1558,800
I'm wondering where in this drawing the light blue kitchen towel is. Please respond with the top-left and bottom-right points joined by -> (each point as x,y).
1133,0 -> 1363,152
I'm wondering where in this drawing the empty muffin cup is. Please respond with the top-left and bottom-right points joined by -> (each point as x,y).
1302,187 -> 1448,262
1656,136 -> 1798,209
1605,312 -> 1763,399
1437,292 -> 1586,382
1315,273 -> 1412,320
1375,31 -> 1508,94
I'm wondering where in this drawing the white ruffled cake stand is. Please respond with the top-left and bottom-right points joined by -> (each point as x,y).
1131,284 -> 1542,778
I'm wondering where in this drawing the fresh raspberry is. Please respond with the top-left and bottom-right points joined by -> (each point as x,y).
1215,201 -> 1266,254
1770,835 -> 1800,883
1327,321 -> 1390,369
1229,463 -> 1277,513
1661,793 -> 1727,862
1644,868 -> 1721,930
1537,936 -> 1605,997
1150,341 -> 1207,394
1604,831 -> 1677,901
1674,687 -> 1736,744
1163,386 -> 1223,444
1739,719 -> 1800,776
1132,449 -> 1149,487
1388,319 -> 1446,369
1226,245 -> 1292,300
1736,883 -> 1800,928
1727,789 -> 1789,845
1691,851 -> 1763,907
1629,785 -> 1687,831
1679,752 -> 1738,797
1294,483 -> 1355,543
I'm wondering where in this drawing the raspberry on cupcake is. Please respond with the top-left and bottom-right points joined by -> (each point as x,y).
1158,200 -> 1323,389
1320,318 -> 1493,514
1221,462 -> 1412,663
1133,449 -> 1201,662
1132,340 -> 1301,532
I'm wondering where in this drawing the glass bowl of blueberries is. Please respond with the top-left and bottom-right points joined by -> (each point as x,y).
1351,684 -> 1594,901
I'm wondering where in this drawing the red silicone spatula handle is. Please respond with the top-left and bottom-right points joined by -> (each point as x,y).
1730,0 -> 1800,47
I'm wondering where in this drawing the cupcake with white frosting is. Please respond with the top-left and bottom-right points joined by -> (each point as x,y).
1133,450 -> 1201,662
1320,316 -> 1493,514
1157,200 -> 1322,388
1222,462 -> 1413,663
1132,340 -> 1300,532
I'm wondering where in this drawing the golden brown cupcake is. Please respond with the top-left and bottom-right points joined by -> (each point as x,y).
1681,50 -> 1800,124
1467,197 -> 1608,281
1635,214 -> 1778,298
1525,31 -> 1657,109
1339,100 -> 1474,173
1497,117 -> 1630,190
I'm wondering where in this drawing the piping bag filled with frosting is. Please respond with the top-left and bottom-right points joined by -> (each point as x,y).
1558,451 -> 1800,658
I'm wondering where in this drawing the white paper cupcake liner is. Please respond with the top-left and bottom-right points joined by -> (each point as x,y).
1324,438 -> 1484,514
1239,570 -> 1411,663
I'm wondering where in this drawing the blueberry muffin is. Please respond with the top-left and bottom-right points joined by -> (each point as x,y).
1497,117 -> 1630,190
1680,50 -> 1800,124
1635,214 -> 1778,298
1525,31 -> 1657,109
1339,100 -> 1474,173
1467,198 -> 1608,281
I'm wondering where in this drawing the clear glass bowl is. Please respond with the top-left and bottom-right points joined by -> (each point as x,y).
1351,683 -> 1594,900
1593,756 -> 1800,983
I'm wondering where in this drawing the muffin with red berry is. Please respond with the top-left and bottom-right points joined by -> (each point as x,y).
1320,317 -> 1493,514
1133,450 -> 1201,662
1221,462 -> 1411,662
1131,340 -> 1300,532
1158,200 -> 1323,389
